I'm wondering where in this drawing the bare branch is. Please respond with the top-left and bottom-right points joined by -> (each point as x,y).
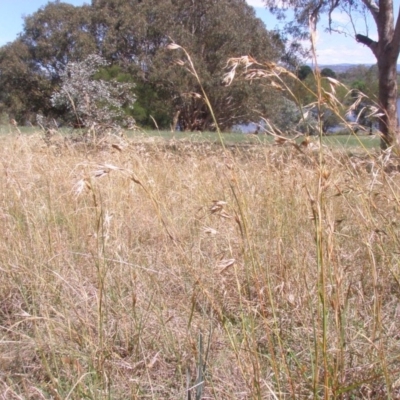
356,34 -> 379,57
328,0 -> 341,30
329,28 -> 354,39
361,0 -> 379,23
346,3 -> 358,37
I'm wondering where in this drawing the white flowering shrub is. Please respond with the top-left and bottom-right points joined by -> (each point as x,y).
51,55 -> 136,135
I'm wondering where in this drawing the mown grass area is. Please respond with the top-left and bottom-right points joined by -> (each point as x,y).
130,128 -> 381,148
1,124 -> 381,150
137,129 -> 382,149
321,134 -> 380,150
0,131 -> 399,399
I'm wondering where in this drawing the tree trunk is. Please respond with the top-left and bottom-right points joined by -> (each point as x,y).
356,0 -> 400,149
171,109 -> 181,132
356,33 -> 400,149
378,54 -> 399,148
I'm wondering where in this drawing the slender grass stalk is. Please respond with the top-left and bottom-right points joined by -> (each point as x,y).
167,43 -> 226,151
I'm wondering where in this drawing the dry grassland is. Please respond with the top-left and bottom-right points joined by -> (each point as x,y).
0,133 -> 400,399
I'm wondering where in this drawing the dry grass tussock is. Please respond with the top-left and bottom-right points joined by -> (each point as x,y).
1,132 -> 400,399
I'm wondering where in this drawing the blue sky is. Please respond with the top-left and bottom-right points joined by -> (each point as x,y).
0,0 -> 380,65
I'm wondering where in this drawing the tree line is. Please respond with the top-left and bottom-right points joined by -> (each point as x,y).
0,0 -> 289,132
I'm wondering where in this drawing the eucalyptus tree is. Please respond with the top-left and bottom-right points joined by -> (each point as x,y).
0,40 -> 54,122
22,2 -> 96,78
88,0 -> 174,128
145,0 -> 285,131
89,0 -> 286,131
263,0 -> 400,148
0,2 -> 95,122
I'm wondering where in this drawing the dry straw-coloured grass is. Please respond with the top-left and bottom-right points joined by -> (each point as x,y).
0,132 -> 400,399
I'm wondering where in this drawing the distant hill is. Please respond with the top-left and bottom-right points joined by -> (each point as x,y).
317,64 -> 400,74
318,64 -> 374,74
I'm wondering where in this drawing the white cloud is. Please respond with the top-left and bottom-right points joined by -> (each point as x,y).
246,0 -> 265,8
247,0 -> 378,64
317,45 -> 376,64
329,11 -> 351,25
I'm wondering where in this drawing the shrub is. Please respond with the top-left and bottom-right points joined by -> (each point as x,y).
51,54 -> 136,136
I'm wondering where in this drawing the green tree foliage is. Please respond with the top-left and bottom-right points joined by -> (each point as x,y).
95,64 -> 170,128
351,79 -> 367,93
297,65 -> 313,80
0,2 -> 96,122
22,2 -> 96,77
338,65 -> 380,129
149,0 -> 285,131
320,68 -> 336,79
88,0 -> 285,130
339,65 -> 379,99
0,0 -> 285,130
0,40 -> 54,122
287,67 -> 347,134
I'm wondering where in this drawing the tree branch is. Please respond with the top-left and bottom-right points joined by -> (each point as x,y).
356,33 -> 379,57
328,0 -> 341,30
361,0 -> 379,24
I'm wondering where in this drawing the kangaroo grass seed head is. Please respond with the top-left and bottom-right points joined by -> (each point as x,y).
167,42 -> 182,50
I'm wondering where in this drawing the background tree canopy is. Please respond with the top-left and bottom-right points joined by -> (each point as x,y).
0,0 -> 287,131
